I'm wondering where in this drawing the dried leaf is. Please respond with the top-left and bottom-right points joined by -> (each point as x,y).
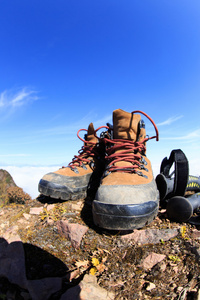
96,262 -> 107,273
75,260 -> 89,268
69,269 -> 80,281
102,249 -> 111,255
102,256 -> 108,263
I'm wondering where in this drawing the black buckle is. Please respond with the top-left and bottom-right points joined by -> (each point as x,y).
156,149 -> 189,205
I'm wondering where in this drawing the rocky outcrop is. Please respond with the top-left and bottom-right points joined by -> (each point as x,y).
0,169 -> 31,206
0,169 -> 16,188
0,169 -> 17,206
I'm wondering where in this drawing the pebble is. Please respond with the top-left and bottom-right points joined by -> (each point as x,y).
60,274 -> 115,300
23,213 -> 31,220
121,228 -> 179,244
146,282 -> 156,291
56,220 -> 88,249
29,207 -> 44,215
142,252 -> 166,270
46,204 -> 55,211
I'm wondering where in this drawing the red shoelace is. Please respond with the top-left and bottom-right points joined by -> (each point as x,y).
67,127 -> 102,171
97,110 -> 159,175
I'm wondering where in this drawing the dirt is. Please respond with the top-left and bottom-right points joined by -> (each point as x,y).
0,194 -> 200,300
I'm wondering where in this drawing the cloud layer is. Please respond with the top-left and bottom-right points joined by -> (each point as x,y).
157,115 -> 183,126
1,162 -> 199,200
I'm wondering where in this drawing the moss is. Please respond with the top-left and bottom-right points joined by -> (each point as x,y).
5,176 -> 12,184
8,206 -> 29,225
39,204 -> 68,222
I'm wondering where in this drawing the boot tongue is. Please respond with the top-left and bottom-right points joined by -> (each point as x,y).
86,123 -> 98,144
113,109 -> 141,141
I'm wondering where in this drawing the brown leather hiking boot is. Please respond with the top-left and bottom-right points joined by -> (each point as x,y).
38,123 -> 105,200
92,109 -> 159,230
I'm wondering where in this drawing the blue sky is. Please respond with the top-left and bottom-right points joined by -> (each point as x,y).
0,1 -> 200,197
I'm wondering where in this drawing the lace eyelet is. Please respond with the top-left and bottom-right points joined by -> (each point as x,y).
70,166 -> 79,174
140,156 -> 147,165
136,171 -> 148,179
82,164 -> 87,170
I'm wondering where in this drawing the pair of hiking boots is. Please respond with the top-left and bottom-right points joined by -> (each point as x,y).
38,109 -> 159,231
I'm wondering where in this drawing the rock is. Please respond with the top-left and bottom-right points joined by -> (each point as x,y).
70,201 -> 84,211
197,289 -> 200,300
0,231 -> 63,300
60,274 -> 115,300
146,282 -> 156,291
46,216 -> 54,225
56,220 -> 88,248
46,204 -> 55,211
0,169 -> 16,187
142,252 -> 166,270
0,220 -> 9,229
3,226 -> 21,243
0,169 -> 17,206
23,213 -> 31,220
0,236 -> 27,289
29,207 -> 44,215
191,229 -> 200,240
121,228 -> 179,244
17,218 -> 25,224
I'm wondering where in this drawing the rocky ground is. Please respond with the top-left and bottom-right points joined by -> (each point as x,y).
0,189 -> 200,300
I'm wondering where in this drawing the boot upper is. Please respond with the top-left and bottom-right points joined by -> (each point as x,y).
41,122 -> 103,186
101,109 -> 155,186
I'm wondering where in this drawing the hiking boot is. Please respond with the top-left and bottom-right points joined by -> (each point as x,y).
38,123 -> 105,200
92,109 -> 159,230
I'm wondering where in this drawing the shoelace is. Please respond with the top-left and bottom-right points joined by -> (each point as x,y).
99,110 -> 159,176
67,127 -> 102,172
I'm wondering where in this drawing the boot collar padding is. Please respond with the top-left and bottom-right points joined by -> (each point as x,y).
86,123 -> 98,144
113,109 -> 142,141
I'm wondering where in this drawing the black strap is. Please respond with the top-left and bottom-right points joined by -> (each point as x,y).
160,149 -> 189,198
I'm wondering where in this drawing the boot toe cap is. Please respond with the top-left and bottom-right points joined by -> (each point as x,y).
93,180 -> 159,230
95,180 -> 159,205
38,172 -> 92,200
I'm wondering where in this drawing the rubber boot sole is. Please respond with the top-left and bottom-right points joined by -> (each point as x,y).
38,178 -> 88,201
92,199 -> 159,230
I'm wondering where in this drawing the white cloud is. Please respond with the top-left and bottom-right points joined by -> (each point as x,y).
0,87 -> 39,109
161,129 -> 200,141
93,114 -> 112,128
157,115 -> 183,126
0,91 -> 7,107
30,113 -> 112,138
